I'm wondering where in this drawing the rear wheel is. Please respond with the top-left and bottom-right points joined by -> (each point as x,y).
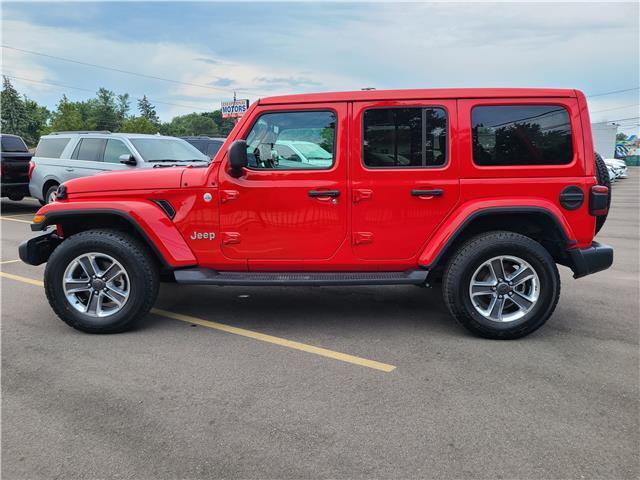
594,153 -> 611,235
443,231 -> 560,339
44,229 -> 159,333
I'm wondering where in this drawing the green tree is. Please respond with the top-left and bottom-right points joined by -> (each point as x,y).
22,98 -> 50,146
137,95 -> 159,125
50,95 -> 86,132
117,93 -> 130,122
119,116 -> 159,134
160,112 -> 217,136
616,132 -> 628,142
91,88 -> 120,131
1,76 -> 26,136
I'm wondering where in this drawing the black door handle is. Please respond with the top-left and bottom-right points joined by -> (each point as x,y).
411,189 -> 444,197
308,190 -> 340,198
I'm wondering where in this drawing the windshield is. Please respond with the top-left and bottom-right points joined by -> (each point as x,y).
292,142 -> 332,160
130,138 -> 209,162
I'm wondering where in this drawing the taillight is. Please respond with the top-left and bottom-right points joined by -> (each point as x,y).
28,160 -> 35,180
589,185 -> 609,216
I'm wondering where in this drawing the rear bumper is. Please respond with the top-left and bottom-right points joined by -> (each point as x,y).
566,241 -> 613,279
1,181 -> 29,198
18,230 -> 61,266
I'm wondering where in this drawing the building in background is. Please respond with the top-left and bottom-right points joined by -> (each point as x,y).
591,122 -> 617,159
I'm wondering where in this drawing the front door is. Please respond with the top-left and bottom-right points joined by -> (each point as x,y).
218,104 -> 348,265
351,100 -> 460,260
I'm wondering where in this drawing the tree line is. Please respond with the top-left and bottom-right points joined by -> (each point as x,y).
0,76 -> 236,147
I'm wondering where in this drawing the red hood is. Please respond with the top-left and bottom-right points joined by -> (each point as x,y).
64,167 -> 186,195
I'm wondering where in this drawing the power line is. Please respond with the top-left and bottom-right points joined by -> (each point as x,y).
590,103 -> 640,114
585,87 -> 640,98
1,44 -> 268,97
2,73 -> 211,112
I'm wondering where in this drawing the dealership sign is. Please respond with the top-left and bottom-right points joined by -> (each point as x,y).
221,99 -> 250,119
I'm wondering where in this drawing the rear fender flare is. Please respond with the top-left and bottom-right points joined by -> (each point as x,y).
418,203 -> 575,268
33,200 -> 197,268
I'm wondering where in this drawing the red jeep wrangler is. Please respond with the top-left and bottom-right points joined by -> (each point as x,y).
20,88 -> 613,339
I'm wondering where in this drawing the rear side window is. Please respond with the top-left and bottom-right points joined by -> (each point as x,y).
472,105 -> 573,166
205,141 -> 223,157
363,107 -> 448,168
35,138 -> 70,158
1,136 -> 28,152
72,139 -> 107,162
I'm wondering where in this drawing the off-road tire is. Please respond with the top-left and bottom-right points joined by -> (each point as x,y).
594,152 -> 611,235
442,231 -> 560,340
44,229 -> 159,333
44,184 -> 59,205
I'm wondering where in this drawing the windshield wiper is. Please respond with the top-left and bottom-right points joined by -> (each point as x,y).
149,158 -> 207,163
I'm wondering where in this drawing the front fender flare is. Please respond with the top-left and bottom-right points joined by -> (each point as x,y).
31,200 -> 197,268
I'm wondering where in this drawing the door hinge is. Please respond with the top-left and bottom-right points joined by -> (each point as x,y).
352,188 -> 373,204
353,232 -> 373,245
222,232 -> 241,245
220,190 -> 240,203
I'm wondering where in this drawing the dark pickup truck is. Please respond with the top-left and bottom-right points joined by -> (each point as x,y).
1,134 -> 33,201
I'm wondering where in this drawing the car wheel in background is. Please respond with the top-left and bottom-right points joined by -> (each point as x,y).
44,184 -> 59,205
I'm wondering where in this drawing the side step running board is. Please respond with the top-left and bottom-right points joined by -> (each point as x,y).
174,269 -> 429,286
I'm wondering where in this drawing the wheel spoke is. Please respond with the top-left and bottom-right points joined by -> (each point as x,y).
77,256 -> 97,278
490,258 -> 506,281
85,291 -> 100,315
104,286 -> 127,305
489,296 -> 506,321
471,283 -> 494,297
508,266 -> 534,286
64,280 -> 91,293
510,292 -> 534,311
102,263 -> 123,282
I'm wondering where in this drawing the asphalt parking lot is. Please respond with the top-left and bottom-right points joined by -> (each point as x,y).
1,173 -> 638,479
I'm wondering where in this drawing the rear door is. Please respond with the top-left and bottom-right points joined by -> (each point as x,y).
351,100 -> 460,260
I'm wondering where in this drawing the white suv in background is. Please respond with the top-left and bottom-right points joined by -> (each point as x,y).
30,131 -> 210,204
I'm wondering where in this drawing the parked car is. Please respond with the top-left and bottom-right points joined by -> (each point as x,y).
180,136 -> 225,160
604,157 -> 627,179
30,132 -> 209,204
20,88 -> 613,340
1,134 -> 33,201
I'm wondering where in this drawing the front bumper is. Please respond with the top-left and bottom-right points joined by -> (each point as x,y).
566,241 -> 614,279
18,230 -> 62,266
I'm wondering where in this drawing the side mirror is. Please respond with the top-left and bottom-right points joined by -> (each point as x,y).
119,154 -> 137,166
228,140 -> 248,177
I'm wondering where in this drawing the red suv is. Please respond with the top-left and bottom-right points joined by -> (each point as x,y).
20,88 -> 613,339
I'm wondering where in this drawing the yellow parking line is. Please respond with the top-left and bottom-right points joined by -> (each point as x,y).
0,271 -> 44,287
0,259 -> 22,265
152,308 -> 396,372
0,216 -> 32,224
0,271 -> 397,372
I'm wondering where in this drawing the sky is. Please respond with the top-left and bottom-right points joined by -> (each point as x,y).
1,1 -> 639,134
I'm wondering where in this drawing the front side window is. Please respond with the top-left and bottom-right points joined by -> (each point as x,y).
103,139 -> 133,163
363,107 -> 448,168
72,138 -> 107,162
245,111 -> 336,170
35,138 -> 70,158
472,105 -> 573,166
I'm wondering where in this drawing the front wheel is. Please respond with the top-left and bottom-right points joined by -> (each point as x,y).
442,231 -> 560,339
44,229 -> 159,333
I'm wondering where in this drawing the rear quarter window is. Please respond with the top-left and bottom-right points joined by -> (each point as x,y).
472,105 -> 573,166
35,137 -> 71,158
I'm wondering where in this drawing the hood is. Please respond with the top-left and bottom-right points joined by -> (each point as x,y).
64,166 -> 186,195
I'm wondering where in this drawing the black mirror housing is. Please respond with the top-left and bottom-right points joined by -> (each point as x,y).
228,140 -> 248,177
119,154 -> 137,166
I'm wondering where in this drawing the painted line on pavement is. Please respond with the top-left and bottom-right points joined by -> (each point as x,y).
0,216 -> 32,224
0,271 -> 397,373
0,259 -> 22,265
